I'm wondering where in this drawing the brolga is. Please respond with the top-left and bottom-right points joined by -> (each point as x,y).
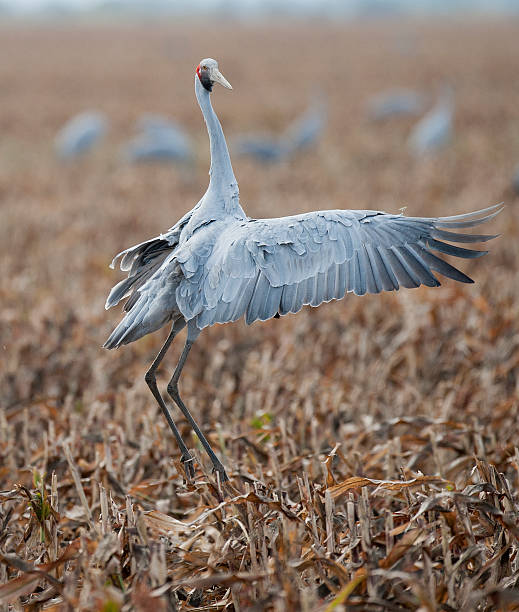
234,97 -> 326,163
367,88 -> 425,122
104,59 -> 501,482
55,111 -> 107,160
122,113 -> 194,163
408,87 -> 454,156
283,97 -> 327,155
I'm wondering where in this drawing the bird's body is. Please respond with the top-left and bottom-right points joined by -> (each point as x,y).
105,59 -> 500,482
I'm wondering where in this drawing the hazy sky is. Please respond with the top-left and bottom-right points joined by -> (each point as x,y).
7,0 -> 519,14
9,0 -> 232,8
0,0 -> 346,7
12,0 -> 93,7
10,0 -> 264,6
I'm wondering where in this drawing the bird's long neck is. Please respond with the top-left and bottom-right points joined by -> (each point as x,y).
195,75 -> 239,205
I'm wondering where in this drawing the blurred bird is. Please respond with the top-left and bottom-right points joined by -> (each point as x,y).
136,114 -> 187,136
105,59 -> 501,482
55,111 -> 107,160
234,98 -> 327,163
367,88 -> 425,121
512,165 -> 519,195
283,98 -> 327,154
233,133 -> 285,162
122,113 -> 194,163
408,87 -> 454,155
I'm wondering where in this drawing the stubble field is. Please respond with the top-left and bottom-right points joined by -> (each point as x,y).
1,19 -> 519,611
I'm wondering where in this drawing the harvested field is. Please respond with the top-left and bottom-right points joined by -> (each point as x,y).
1,19 -> 519,611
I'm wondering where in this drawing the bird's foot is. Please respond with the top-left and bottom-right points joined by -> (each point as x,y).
181,454 -> 196,480
212,463 -> 229,483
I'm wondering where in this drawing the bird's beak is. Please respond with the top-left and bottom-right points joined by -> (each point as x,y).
211,68 -> 232,90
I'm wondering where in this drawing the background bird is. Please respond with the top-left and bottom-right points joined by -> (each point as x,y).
367,88 -> 425,121
408,86 -> 454,155
283,97 -> 327,154
233,133 -> 286,163
233,97 -> 327,163
122,113 -> 194,163
55,111 -> 107,160
104,59 -> 500,482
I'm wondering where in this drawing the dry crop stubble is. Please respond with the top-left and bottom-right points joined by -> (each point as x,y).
1,19 -> 518,611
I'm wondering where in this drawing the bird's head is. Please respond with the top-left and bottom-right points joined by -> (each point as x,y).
196,58 -> 232,93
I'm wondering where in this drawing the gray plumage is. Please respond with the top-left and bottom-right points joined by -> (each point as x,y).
104,58 -> 501,482
408,88 -> 454,155
122,113 -> 194,163
55,111 -> 107,159
367,88 -> 425,121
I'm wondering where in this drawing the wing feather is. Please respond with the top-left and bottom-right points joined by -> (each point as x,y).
280,283 -> 297,315
435,205 -> 503,228
413,244 -> 474,283
398,245 -> 440,287
325,265 -> 337,301
310,273 -> 321,306
427,238 -> 487,259
384,248 -> 420,288
353,252 -> 367,296
362,245 -> 381,294
105,206 -> 197,311
334,262 -> 347,299
366,244 -> 395,291
301,277 -> 314,307
246,273 -> 282,324
431,228 -> 498,243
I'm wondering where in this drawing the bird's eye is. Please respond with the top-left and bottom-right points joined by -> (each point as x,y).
202,65 -> 208,70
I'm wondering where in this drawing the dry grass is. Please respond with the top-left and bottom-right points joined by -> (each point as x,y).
1,19 -> 519,611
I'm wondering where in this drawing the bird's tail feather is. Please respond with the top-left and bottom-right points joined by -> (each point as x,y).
103,297 -> 174,349
103,319 -> 137,349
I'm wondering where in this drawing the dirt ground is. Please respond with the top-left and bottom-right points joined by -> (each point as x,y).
1,19 -> 519,610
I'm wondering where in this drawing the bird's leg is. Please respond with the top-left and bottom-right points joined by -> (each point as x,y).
167,322 -> 229,482
144,319 -> 195,479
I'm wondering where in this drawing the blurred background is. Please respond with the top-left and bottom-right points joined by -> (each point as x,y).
1,2 -> 519,608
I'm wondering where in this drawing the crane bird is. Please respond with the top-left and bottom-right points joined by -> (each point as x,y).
233,134 -> 286,163
284,98 -> 327,155
367,88 -> 425,122
122,114 -> 194,163
234,98 -> 326,163
104,59 -> 501,482
408,87 -> 454,156
55,111 -> 107,160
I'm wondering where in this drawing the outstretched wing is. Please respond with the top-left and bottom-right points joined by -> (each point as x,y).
105,204 -> 199,312
175,204 -> 501,330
